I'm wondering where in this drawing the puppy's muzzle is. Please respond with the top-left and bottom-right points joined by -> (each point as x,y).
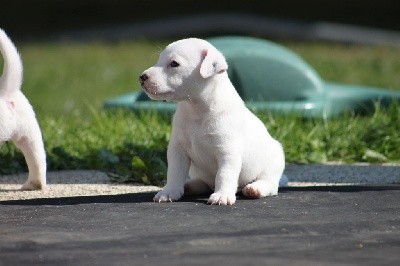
139,73 -> 149,86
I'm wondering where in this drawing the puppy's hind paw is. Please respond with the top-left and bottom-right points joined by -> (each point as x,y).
242,180 -> 278,198
208,191 -> 236,205
242,184 -> 262,198
153,186 -> 184,203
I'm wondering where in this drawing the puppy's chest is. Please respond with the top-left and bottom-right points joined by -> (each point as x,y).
178,120 -> 218,158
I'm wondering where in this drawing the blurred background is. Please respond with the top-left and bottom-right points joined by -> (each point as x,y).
1,0 -> 400,43
2,0 -> 400,115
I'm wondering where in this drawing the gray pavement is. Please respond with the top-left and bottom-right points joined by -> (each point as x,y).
285,164 -> 400,184
1,184 -> 399,265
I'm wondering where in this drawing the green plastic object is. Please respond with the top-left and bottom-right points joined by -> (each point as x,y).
104,36 -> 400,117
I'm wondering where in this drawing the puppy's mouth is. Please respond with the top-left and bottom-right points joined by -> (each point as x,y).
141,85 -> 173,100
139,74 -> 174,100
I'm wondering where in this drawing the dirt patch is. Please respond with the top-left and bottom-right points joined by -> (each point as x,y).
0,170 -> 160,201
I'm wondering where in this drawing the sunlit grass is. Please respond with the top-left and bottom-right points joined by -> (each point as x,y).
17,40 -> 400,118
1,103 -> 398,185
20,40 -> 169,117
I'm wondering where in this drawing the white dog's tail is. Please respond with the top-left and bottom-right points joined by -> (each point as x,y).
0,28 -> 23,97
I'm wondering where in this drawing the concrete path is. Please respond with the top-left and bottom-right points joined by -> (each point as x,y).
1,164 -> 399,201
0,165 -> 399,265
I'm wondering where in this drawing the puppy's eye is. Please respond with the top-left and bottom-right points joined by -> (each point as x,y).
169,61 -> 180,68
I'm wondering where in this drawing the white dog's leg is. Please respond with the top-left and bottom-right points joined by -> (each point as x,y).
13,124 -> 46,190
208,155 -> 241,205
242,179 -> 279,198
0,99 -> 17,140
184,178 -> 211,196
153,140 -> 190,202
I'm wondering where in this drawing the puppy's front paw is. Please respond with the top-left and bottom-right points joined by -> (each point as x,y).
153,186 -> 184,203
208,191 -> 236,205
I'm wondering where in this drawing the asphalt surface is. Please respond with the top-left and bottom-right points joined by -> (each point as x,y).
1,185 -> 399,265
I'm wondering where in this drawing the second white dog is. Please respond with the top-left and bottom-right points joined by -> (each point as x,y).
140,38 -> 285,205
0,29 -> 46,190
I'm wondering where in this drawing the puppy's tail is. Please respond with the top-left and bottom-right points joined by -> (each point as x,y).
0,28 -> 23,97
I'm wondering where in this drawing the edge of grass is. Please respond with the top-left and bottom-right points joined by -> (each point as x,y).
1,102 -> 399,185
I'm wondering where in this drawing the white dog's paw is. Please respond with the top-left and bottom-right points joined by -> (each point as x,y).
207,191 -> 236,205
153,186 -> 184,203
21,180 -> 45,190
242,184 -> 263,198
242,180 -> 278,198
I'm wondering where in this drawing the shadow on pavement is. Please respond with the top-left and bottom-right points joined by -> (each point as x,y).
1,185 -> 399,206
0,191 -> 212,206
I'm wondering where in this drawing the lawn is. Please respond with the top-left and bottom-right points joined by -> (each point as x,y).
1,39 -> 399,185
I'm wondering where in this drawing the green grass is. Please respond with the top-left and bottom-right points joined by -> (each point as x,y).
286,42 -> 400,91
1,40 -> 399,185
16,41 -> 400,118
20,41 -> 169,117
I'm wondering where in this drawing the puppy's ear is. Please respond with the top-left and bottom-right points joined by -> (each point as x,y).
199,48 -> 228,79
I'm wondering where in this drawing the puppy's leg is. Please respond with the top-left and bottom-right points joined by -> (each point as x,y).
208,155 -> 241,205
243,150 -> 285,198
13,123 -> 46,190
0,99 -> 17,140
184,179 -> 211,196
154,139 -> 190,202
242,179 -> 279,198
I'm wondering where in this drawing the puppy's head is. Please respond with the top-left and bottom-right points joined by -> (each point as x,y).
139,38 -> 228,101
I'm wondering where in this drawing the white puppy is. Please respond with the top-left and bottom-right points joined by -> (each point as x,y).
140,38 -> 285,205
0,29 -> 46,190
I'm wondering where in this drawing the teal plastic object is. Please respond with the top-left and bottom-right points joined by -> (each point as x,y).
104,36 -> 400,117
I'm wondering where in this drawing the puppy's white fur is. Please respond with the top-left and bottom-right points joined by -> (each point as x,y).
0,29 -> 46,190
140,38 -> 285,205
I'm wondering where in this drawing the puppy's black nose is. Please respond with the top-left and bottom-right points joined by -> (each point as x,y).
139,74 -> 149,83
